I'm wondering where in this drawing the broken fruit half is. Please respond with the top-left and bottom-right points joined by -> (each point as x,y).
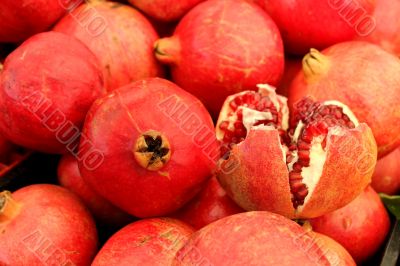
216,85 -> 377,219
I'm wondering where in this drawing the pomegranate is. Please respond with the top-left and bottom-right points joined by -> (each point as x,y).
289,42 -> 400,158
92,218 -> 194,266
79,78 -> 219,218
0,0 -> 71,43
175,211 -> 330,265
0,32 -> 105,154
307,231 -> 356,266
128,0 -> 205,22
173,175 -> 244,229
256,0 -> 376,55
54,1 -> 164,92
0,184 -> 98,265
309,186 -> 391,263
371,148 -> 400,195
277,57 -> 302,97
0,133 -> 14,163
216,84 -> 377,219
357,0 -> 400,55
58,154 -> 133,227
155,0 -> 284,117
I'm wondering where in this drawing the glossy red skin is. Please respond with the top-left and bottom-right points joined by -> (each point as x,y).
0,32 -> 105,154
173,176 -> 244,229
79,78 -> 218,218
0,184 -> 98,265
289,41 -> 400,158
310,232 -> 356,266
0,0 -> 69,43
277,57 -> 302,97
175,212 -> 330,265
92,218 -> 194,266
155,0 -> 284,118
54,1 -> 163,92
310,186 -> 391,263
256,0 -> 376,55
128,0 -> 205,21
58,154 -> 133,227
371,148 -> 400,195
357,0 -> 400,55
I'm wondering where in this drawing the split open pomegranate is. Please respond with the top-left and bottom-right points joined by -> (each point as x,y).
216,85 -> 377,219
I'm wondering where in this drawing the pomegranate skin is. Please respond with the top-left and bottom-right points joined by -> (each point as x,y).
155,0 -> 284,117
309,186 -> 391,263
173,176 -> 244,229
371,148 -> 400,195
174,211 -> 330,265
289,42 -> 400,158
0,184 -> 98,266
79,78 -> 219,218
92,218 -> 194,266
0,133 -> 14,163
0,0 -> 69,43
256,0 -> 376,55
218,124 -> 377,219
0,32 -> 105,154
309,232 -> 356,266
58,154 -> 133,227
128,0 -> 206,22
357,0 -> 400,55
54,1 -> 164,92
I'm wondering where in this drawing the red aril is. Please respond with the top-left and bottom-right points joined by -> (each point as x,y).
175,211 -> 330,265
54,1 -> 164,91
0,184 -> 98,265
173,175 -> 244,229
309,186 -> 391,263
216,84 -> 377,219
256,0 -> 376,55
0,0 -> 70,43
79,78 -> 219,218
92,218 -> 194,266
155,0 -> 284,118
288,42 -> 400,158
0,32 -> 105,153
128,0 -> 205,22
357,0 -> 400,55
371,148 -> 400,195
58,154 -> 133,227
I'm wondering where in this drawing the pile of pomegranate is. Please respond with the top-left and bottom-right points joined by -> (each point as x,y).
0,0 -> 399,265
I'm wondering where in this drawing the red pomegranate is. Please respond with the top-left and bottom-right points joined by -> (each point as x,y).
79,78 -> 219,218
0,133 -> 15,163
277,57 -> 302,97
289,42 -> 400,158
256,0 -> 376,55
357,0 -> 400,55
308,231 -> 356,266
371,148 -> 400,195
58,154 -> 133,227
0,32 -> 105,154
128,0 -> 205,22
173,175 -> 244,229
92,218 -> 194,266
309,186 -> 391,263
216,84 -> 377,219
175,211 -> 330,265
155,0 -> 284,117
0,0 -> 71,43
0,184 -> 98,265
54,1 -> 164,92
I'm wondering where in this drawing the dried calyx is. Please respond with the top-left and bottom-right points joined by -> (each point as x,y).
216,85 -> 359,209
134,130 -> 171,171
0,191 -> 20,223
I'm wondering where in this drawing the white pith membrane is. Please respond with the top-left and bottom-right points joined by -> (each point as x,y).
216,85 -> 359,210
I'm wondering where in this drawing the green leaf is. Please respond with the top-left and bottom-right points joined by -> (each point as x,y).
380,194 -> 400,220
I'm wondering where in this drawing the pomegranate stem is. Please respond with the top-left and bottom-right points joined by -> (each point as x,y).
0,191 -> 21,223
